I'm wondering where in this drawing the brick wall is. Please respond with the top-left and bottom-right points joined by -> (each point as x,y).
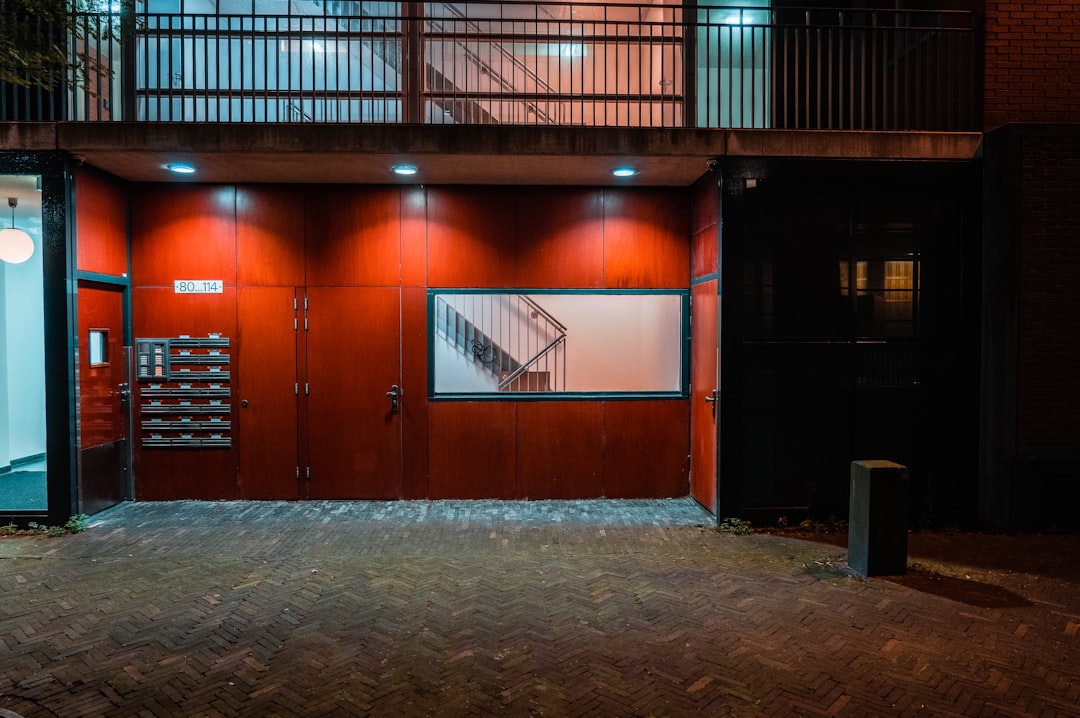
984,1 -> 1080,129
1015,135 -> 1080,448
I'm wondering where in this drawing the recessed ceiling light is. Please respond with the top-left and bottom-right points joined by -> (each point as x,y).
392,165 -> 418,176
166,163 -> 196,175
612,167 -> 637,177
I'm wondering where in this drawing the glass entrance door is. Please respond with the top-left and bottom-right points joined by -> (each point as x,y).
0,175 -> 47,513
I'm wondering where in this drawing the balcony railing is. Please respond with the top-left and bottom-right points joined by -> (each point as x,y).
2,2 -> 976,131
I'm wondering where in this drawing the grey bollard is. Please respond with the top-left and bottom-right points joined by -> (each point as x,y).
847,460 -> 908,576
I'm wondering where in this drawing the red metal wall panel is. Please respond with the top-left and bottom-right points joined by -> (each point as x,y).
126,182 -> 694,502
131,287 -> 240,501
77,285 -> 126,447
401,187 -> 428,287
305,286 -> 402,499
305,186 -> 401,287
237,287 -> 300,499
401,286 -> 430,499
428,402 -> 517,498
691,177 -> 720,279
603,400 -> 690,498
130,185 -> 238,288
515,189 -> 605,288
690,280 -> 719,513
75,168 -> 128,277
131,287 -> 239,339
427,187 -> 517,288
236,186 -> 306,287
603,189 -> 690,289
518,402 -> 604,499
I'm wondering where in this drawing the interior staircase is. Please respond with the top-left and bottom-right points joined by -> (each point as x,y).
435,295 -> 566,392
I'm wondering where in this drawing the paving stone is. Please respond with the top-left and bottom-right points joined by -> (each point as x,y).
0,499 -> 1078,717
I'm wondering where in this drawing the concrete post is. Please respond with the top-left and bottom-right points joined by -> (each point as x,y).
848,460 -> 908,576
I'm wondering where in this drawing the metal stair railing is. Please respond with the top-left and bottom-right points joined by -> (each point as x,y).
435,294 -> 566,392
435,296 -> 521,376
495,295 -> 566,392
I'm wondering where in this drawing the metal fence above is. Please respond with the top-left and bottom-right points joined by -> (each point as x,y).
2,2 -> 976,131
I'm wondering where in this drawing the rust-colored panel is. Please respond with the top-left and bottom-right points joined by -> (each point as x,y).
427,187 -> 517,288
305,186 -> 401,287
130,185 -> 237,288
401,186 -> 428,287
691,177 -> 719,235
77,285 -> 125,448
75,168 -> 128,277
603,189 -> 690,289
135,451 -> 240,501
305,287 -> 402,499
690,280 -> 719,513
236,186 -> 305,287
428,402 -> 517,498
131,287 -> 240,501
692,227 -> 719,280
237,287 -> 299,499
401,287 -> 429,499
518,402 -> 603,499
691,173 -> 719,278
603,400 -> 690,498
516,189 -> 604,288
132,287 -> 238,339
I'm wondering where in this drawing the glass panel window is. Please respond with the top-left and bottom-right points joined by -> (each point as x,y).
88,329 -> 110,367
0,174 -> 47,512
430,291 -> 688,397
852,222 -> 918,338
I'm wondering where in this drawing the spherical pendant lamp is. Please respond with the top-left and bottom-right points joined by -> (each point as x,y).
0,197 -> 34,264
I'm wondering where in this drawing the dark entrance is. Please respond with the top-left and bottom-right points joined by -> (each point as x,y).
722,161 -> 980,526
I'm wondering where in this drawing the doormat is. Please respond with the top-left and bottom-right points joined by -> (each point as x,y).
0,471 -> 47,512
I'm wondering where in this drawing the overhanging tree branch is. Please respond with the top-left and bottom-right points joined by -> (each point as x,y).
1,0 -> 127,91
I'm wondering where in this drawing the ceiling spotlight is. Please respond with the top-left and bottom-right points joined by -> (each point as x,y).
166,162 -> 196,175
612,167 -> 637,178
392,165 -> 418,176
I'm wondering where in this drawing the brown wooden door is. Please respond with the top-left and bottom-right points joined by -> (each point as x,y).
77,283 -> 129,514
690,281 -> 719,513
237,287 -> 301,499
305,287 -> 403,499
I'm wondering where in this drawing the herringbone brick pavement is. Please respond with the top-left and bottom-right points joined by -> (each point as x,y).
1,500 -> 1078,717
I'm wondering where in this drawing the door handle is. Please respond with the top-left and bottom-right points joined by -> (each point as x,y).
704,389 -> 718,417
386,384 -> 400,414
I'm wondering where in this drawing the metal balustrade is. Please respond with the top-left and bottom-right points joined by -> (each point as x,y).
1,2 -> 975,130
435,294 -> 566,393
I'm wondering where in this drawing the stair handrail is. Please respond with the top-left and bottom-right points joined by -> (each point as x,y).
496,333 -> 566,391
519,294 -> 567,333
436,293 -> 566,391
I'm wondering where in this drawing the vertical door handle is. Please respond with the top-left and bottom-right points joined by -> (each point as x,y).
704,389 -> 718,417
386,385 -> 400,414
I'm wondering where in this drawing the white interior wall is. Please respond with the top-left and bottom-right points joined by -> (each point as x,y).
532,294 -> 683,392
1,196 -> 47,465
0,265 -> 8,469
433,339 -> 500,393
